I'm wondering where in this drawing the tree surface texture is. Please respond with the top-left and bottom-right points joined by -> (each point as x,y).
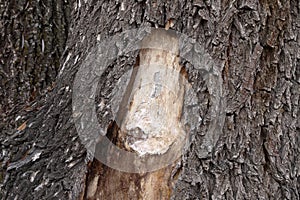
0,0 -> 299,199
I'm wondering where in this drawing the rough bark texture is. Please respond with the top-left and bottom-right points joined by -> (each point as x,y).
0,0 -> 71,130
0,0 -> 299,199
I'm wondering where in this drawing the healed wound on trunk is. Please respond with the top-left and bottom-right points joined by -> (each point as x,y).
118,30 -> 186,156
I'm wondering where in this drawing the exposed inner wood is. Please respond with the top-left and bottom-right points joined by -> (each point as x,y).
119,45 -> 185,156
85,30 -> 186,200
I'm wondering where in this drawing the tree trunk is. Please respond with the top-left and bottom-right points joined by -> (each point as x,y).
1,0 -> 299,199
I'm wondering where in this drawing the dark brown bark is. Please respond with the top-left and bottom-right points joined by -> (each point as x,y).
0,0 -> 71,130
0,0 -> 299,199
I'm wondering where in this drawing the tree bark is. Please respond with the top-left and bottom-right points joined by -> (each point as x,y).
0,0 -> 71,130
1,0 -> 299,199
